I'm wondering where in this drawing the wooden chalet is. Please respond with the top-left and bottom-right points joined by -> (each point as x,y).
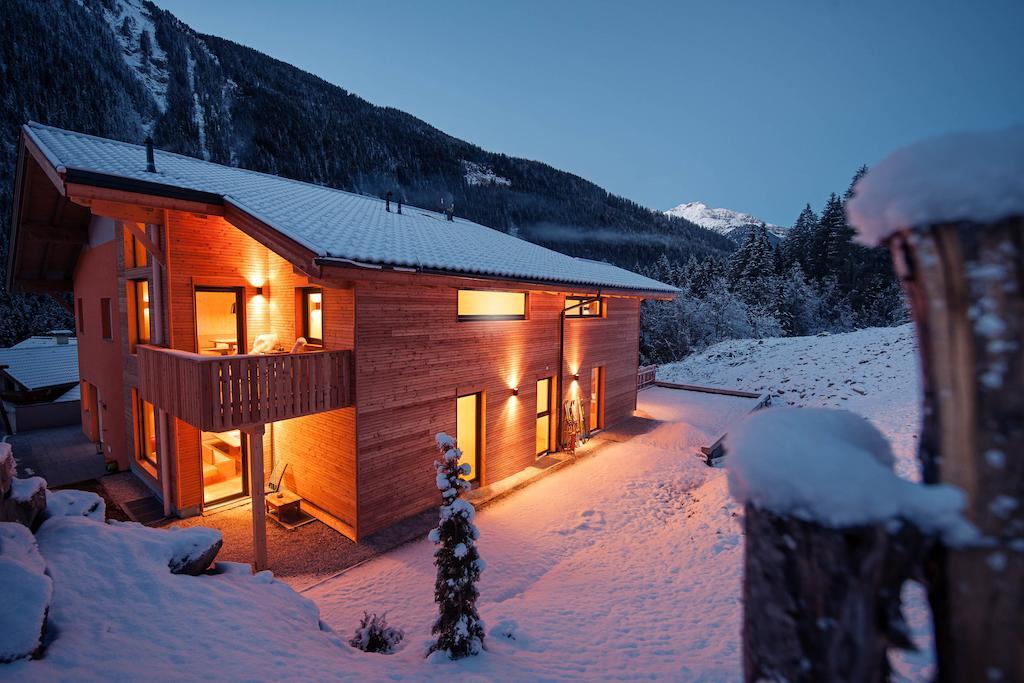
6,123 -> 676,566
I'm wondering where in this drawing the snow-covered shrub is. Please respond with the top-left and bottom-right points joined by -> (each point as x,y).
348,612 -> 403,654
427,433 -> 486,660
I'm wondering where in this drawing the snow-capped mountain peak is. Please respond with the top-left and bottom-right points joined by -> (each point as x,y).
666,201 -> 787,241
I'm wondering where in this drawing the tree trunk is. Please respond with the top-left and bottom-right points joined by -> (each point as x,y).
889,216 -> 1024,682
743,504 -> 927,683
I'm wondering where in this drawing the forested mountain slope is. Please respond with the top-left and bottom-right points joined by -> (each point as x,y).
0,0 -> 733,344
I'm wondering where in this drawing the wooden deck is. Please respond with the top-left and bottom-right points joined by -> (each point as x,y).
137,345 -> 353,431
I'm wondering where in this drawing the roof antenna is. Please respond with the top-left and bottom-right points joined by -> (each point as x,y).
145,136 -> 156,173
385,191 -> 392,212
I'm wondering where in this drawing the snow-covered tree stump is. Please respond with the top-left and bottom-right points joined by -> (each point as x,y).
727,408 -> 971,683
427,433 -> 486,660
848,130 -> 1024,682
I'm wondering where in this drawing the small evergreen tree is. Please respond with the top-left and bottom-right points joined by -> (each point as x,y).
427,433 -> 486,660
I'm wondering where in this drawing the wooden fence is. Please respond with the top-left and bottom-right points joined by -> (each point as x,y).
637,364 -> 657,390
137,345 -> 353,431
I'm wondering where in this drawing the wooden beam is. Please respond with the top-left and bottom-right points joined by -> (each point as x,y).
22,133 -> 66,197
66,183 -> 222,216
123,221 -> 166,266
246,424 -> 268,571
79,198 -> 167,226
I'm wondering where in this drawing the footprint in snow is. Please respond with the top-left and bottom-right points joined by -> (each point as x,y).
557,509 -> 606,535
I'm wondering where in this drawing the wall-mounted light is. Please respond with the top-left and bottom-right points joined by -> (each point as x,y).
510,387 -> 519,396
572,373 -> 580,382
255,286 -> 264,296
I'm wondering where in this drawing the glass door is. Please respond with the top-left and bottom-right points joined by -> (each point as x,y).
536,377 -> 552,456
457,393 -> 481,481
201,429 -> 248,505
195,287 -> 244,356
590,367 -> 604,432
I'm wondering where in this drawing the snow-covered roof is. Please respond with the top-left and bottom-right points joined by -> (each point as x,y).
849,126 -> 1024,246
0,338 -> 79,391
24,123 -> 677,295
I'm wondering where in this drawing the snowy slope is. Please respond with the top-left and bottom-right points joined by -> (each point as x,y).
666,201 -> 788,241
97,0 -> 170,130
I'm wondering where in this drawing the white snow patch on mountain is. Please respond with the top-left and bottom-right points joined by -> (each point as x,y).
99,0 -> 170,128
666,201 -> 787,239
462,160 -> 511,187
185,47 -> 209,160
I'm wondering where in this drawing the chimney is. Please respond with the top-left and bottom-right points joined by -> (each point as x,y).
446,205 -> 455,222
385,191 -> 392,212
49,329 -> 72,345
145,136 -> 156,173
397,197 -> 402,215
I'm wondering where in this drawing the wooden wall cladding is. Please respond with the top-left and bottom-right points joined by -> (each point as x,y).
353,284 -> 641,537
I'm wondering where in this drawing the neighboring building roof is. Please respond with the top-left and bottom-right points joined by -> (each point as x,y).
56,384 -> 81,403
0,337 -> 79,391
23,123 -> 677,295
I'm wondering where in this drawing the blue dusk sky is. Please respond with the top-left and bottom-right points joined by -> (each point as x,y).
155,0 -> 1024,226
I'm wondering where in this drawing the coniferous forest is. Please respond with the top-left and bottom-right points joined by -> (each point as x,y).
0,0 -> 903,354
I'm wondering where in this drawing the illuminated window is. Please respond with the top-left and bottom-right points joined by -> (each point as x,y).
457,393 -> 482,481
590,367 -> 604,431
127,279 -> 151,352
536,377 -> 553,456
302,288 -> 323,345
124,224 -> 149,269
565,297 -> 603,318
134,393 -> 158,471
457,290 -> 526,321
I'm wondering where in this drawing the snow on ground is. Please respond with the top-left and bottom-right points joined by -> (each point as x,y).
659,324 -> 921,480
462,160 -> 512,187
306,386 -> 744,680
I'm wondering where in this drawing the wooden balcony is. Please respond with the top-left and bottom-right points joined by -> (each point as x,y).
137,345 -> 353,432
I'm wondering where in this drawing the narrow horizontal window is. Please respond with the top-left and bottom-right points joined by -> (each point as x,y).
565,297 -> 603,318
457,290 -> 526,321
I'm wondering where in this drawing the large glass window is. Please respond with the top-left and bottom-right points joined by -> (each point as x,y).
457,393 -> 481,481
195,287 -> 243,355
201,429 -> 247,506
536,377 -> 553,456
135,395 -> 158,469
565,297 -> 603,318
302,288 -> 323,345
457,290 -> 526,321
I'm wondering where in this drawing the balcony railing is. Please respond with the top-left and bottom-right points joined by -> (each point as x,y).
137,345 -> 353,432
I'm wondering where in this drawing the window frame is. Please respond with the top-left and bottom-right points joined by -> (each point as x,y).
456,289 -> 528,322
128,278 -> 151,352
300,287 -> 324,346
134,392 -> 158,472
100,297 -> 113,341
564,296 -> 604,319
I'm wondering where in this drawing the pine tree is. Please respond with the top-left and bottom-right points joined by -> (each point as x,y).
428,434 -> 486,660
782,203 -> 818,272
819,193 -> 851,282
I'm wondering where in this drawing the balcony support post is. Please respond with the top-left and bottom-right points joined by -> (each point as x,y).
245,424 -> 268,571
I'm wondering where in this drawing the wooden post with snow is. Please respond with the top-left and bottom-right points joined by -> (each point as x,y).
848,130 -> 1024,683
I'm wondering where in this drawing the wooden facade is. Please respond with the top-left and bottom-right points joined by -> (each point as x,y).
9,131 -> 667,546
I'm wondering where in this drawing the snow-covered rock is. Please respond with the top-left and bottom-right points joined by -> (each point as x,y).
0,442 -> 14,497
0,522 -> 52,663
3,477 -> 47,529
8,516 -> 350,680
42,489 -> 105,523
848,127 -> 1024,245
665,201 -> 787,240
